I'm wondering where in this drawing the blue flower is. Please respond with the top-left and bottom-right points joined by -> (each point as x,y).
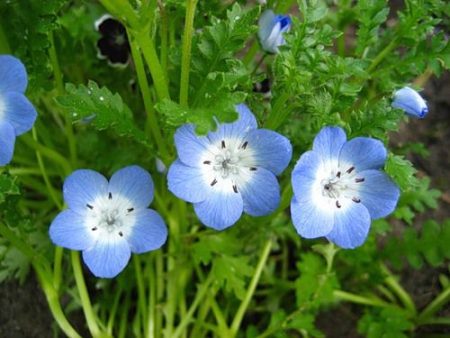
168,104 -> 292,230
392,86 -> 428,118
290,127 -> 400,249
0,55 -> 37,166
258,10 -> 291,54
49,166 -> 168,278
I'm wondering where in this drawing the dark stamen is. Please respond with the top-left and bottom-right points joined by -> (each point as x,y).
352,197 -> 361,203
127,208 -> 134,212
324,184 -> 331,191
203,160 -> 211,165
242,141 -> 248,149
346,166 -> 355,174
118,231 -> 123,237
233,185 -> 238,193
221,140 -> 226,149
336,200 -> 341,208
91,227 -> 98,231
108,192 -> 112,199
250,167 -> 257,171
210,178 -> 218,186
86,204 -> 94,210
336,171 -> 341,178
355,178 -> 365,183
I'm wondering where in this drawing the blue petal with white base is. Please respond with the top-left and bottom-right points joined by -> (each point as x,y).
0,122 -> 15,166
50,166 -> 168,278
392,86 -> 428,118
2,92 -> 37,135
0,55 -> 27,93
290,126 -> 400,249
168,104 -> 292,230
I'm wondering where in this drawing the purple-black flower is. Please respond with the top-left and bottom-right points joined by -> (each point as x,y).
291,127 -> 400,249
258,10 -> 291,53
49,166 -> 168,278
0,55 -> 37,166
95,14 -> 130,67
167,104 -> 292,230
392,86 -> 428,118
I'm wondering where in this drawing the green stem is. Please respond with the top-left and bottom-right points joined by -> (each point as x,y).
32,127 -> 63,209
134,29 -> 170,101
381,264 -> 416,315
179,0 -> 198,106
71,251 -> 102,338
53,246 -> 64,292
334,290 -> 392,308
134,255 -> 148,337
418,286 -> 450,324
147,255 -> 156,338
128,31 -> 170,162
251,54 -> 267,76
367,38 -> 398,74
159,1 -> 169,75
172,272 -> 214,338
264,91 -> 291,130
229,240 -> 272,337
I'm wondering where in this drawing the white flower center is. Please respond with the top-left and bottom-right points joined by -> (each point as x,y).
320,165 -> 365,209
202,138 -> 257,193
85,192 -> 136,237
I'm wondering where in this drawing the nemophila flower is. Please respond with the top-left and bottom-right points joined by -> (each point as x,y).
291,127 -> 400,249
258,9 -> 291,54
49,166 -> 168,278
392,86 -> 428,118
168,104 -> 292,230
0,55 -> 37,166
95,14 -> 130,67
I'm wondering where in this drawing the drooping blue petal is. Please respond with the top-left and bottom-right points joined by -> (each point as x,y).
194,190 -> 243,230
63,169 -> 109,211
392,86 -> 428,118
125,209 -> 168,254
243,128 -> 292,175
0,55 -> 27,93
0,121 -> 15,166
174,124 -> 212,167
167,159 -> 210,203
207,104 -> 258,146
82,235 -> 131,278
312,126 -> 347,166
290,176 -> 334,238
238,167 -> 280,216
355,169 -> 400,219
291,150 -> 322,193
49,210 -> 96,251
338,137 -> 387,171
2,92 -> 37,135
109,165 -> 154,208
326,201 -> 371,249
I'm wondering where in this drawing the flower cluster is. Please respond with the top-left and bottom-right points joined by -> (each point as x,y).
50,166 -> 167,278
168,104 -> 292,230
0,55 -> 37,166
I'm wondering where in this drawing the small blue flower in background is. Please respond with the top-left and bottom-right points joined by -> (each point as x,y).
168,104 -> 292,230
258,10 -> 291,54
0,55 -> 37,166
291,127 -> 400,249
392,86 -> 428,118
49,166 -> 168,278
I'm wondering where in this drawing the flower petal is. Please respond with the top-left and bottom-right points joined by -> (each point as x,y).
174,124 -> 212,167
338,137 -> 387,171
109,165 -> 154,208
82,235 -> 131,278
312,126 -> 347,167
167,159 -> 210,203
0,55 -> 27,93
194,189 -> 243,230
355,169 -> 400,219
237,167 -> 280,216
63,169 -> 109,211
243,129 -> 292,175
290,175 -> 335,238
291,150 -> 323,187
2,92 -> 37,135
258,10 -> 276,43
392,86 -> 428,118
125,209 -> 168,254
49,210 -> 96,251
326,200 -> 371,249
0,121 -> 15,166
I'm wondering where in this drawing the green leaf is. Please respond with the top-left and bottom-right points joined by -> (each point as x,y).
0,173 -> 20,205
55,81 -> 151,147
